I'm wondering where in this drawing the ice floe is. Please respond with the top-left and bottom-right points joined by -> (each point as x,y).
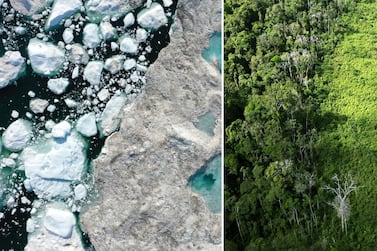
68,43 -> 89,65
9,0 -> 50,17
83,23 -> 101,48
45,0 -> 83,30
0,51 -> 25,89
99,94 -> 126,136
119,35 -> 139,54
29,98 -> 49,114
84,61 -> 104,85
137,3 -> 168,31
47,78 -> 70,95
76,112 -> 97,137
2,119 -> 33,152
104,55 -> 125,74
27,38 -> 65,76
85,0 -> 143,22
22,129 -> 87,199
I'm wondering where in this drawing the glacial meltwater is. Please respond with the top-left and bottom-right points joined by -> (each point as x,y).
0,0 -> 177,249
201,32 -> 222,72
189,155 -> 221,214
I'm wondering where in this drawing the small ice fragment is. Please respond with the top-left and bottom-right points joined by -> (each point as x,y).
136,28 -> 148,43
0,51 -> 25,89
104,55 -> 125,74
162,0 -> 173,7
47,78 -> 70,95
29,98 -> 49,114
26,218 -> 35,233
63,28 -> 74,44
100,20 -> 117,40
110,42 -> 119,51
68,43 -> 89,65
119,35 -> 139,55
72,66 -> 79,79
64,98 -> 77,108
97,88 -> 110,101
11,110 -> 19,119
45,120 -> 56,131
28,91 -> 36,98
47,105 -> 56,113
74,184 -> 87,201
123,12 -> 135,28
137,3 -> 168,31
124,58 -> 136,70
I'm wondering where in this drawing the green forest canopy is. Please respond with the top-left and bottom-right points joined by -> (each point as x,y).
225,0 -> 377,249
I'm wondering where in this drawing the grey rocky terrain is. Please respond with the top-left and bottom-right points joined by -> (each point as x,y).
80,0 -> 222,250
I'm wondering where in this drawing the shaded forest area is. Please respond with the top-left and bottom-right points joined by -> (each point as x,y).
225,0 -> 377,249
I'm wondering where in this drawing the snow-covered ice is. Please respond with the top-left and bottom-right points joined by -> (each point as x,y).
63,28 -> 74,44
51,120 -> 71,139
83,23 -> 101,48
76,112 -> 97,137
0,51 -> 25,89
119,35 -> 139,54
74,184 -> 87,201
28,38 -> 65,76
137,3 -> 168,31
9,0 -> 49,17
45,0 -> 83,30
2,119 -> 33,152
136,28 -> 148,43
21,130 -> 87,199
84,61 -> 103,85
99,94 -> 127,136
44,207 -> 76,238
85,0 -> 143,21
47,78 -> 70,95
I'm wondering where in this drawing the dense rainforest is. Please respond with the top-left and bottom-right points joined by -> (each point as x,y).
224,0 -> 377,249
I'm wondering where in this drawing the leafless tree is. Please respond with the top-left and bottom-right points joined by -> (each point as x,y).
324,174 -> 358,234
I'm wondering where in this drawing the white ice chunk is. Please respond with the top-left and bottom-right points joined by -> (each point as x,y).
47,105 -> 56,113
99,94 -> 127,136
74,184 -> 87,201
29,98 -> 49,114
26,218 -> 35,233
9,0 -> 49,17
51,120 -> 71,139
44,208 -> 76,238
76,112 -> 97,137
45,120 -> 56,131
11,110 -> 19,119
0,51 -> 25,89
68,43 -> 89,65
162,0 -> 173,7
84,61 -> 103,85
85,0 -> 143,22
22,131 -> 87,199
46,0 -> 83,30
119,35 -> 138,54
83,23 -> 101,48
47,78 -> 70,95
64,98 -> 77,108
97,88 -> 110,101
123,58 -> 136,70
25,202 -> 84,251
3,119 -> 32,152
137,3 -> 168,31
63,28 -> 74,44
136,28 -> 148,43
123,12 -> 135,28
72,66 -> 79,79
104,55 -> 125,74
28,38 -> 65,77
100,20 -> 117,40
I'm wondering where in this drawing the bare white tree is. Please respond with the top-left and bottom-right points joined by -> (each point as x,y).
324,174 -> 358,235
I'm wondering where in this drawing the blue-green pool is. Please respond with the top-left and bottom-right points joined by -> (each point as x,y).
201,32 -> 222,72
194,111 -> 217,136
189,155 -> 221,214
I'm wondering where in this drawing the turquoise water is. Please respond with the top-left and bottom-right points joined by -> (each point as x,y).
201,32 -> 222,72
189,155 -> 221,214
194,111 -> 217,136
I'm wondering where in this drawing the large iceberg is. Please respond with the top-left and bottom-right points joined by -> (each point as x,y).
0,51 -> 25,89
9,0 -> 51,17
137,3 -> 168,31
45,0 -> 83,30
99,94 -> 126,136
27,39 -> 65,76
85,0 -> 143,22
2,119 -> 33,152
21,129 -> 87,199
25,202 -> 84,251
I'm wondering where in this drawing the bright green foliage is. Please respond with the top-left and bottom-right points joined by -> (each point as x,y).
225,0 -> 377,249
